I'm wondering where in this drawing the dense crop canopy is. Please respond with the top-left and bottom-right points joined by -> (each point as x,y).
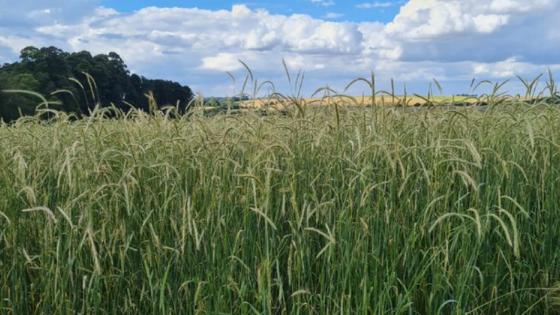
0,104 -> 559,314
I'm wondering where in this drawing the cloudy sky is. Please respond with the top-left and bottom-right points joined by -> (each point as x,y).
0,0 -> 559,96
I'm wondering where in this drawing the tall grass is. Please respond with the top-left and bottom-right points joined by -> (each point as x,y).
1,77 -> 560,314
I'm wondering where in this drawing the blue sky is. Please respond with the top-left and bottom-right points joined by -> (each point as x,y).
100,0 -> 403,22
0,0 -> 559,96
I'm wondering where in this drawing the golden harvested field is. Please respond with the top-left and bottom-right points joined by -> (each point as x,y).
240,95 -> 485,108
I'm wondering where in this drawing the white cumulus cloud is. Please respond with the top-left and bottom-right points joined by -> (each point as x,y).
357,2 -> 396,9
0,0 -> 559,96
310,0 -> 336,7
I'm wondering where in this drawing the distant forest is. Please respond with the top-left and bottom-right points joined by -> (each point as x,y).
0,46 -> 194,121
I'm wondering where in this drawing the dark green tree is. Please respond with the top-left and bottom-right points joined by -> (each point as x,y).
0,46 -> 194,121
0,71 -> 42,121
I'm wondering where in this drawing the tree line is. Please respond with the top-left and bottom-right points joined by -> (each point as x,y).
0,46 -> 194,121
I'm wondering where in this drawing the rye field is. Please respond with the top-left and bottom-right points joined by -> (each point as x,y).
1,100 -> 560,314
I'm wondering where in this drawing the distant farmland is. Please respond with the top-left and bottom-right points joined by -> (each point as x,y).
239,95 -> 479,108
